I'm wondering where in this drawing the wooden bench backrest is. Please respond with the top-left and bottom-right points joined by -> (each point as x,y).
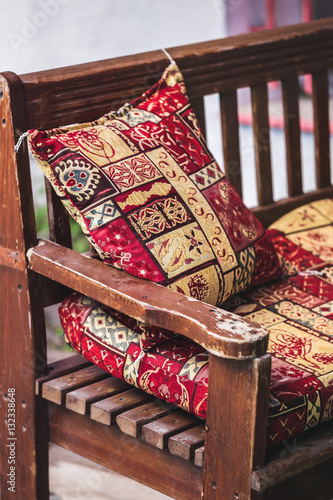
4,18 -> 333,256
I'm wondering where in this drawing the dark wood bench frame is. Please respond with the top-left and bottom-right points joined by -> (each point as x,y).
1,18 -> 333,500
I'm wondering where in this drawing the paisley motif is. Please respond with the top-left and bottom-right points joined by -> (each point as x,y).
55,158 -> 100,202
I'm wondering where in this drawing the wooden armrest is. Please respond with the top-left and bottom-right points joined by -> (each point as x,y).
27,239 -> 268,360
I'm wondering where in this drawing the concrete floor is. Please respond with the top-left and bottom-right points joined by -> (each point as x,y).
49,444 -> 171,500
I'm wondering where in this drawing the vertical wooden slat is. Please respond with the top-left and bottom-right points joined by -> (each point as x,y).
45,179 -> 72,248
191,96 -> 207,140
220,90 -> 242,197
281,77 -> 303,197
202,354 -> 271,500
312,70 -> 331,188
251,84 -> 274,206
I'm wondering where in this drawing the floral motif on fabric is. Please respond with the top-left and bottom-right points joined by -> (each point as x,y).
29,63 -> 282,349
59,230 -> 333,447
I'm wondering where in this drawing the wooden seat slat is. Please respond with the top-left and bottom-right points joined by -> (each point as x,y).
41,364 -> 108,404
66,376 -> 130,415
35,354 -> 91,395
90,388 -> 154,425
116,399 -> 177,438
36,353 -> 333,485
168,424 -> 206,461
194,446 -> 205,467
142,410 -> 200,450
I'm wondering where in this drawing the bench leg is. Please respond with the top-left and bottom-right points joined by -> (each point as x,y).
0,74 -> 49,499
0,266 -> 49,500
203,353 -> 271,500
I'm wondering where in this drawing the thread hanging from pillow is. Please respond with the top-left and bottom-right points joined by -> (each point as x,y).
162,48 -> 176,65
14,131 -> 29,153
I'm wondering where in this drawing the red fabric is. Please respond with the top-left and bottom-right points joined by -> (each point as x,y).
59,199 -> 333,446
29,63 -> 281,348
60,258 -> 333,446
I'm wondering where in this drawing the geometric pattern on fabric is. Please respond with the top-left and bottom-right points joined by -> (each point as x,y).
29,63 -> 282,348
59,254 -> 333,447
269,198 -> 333,275
223,260 -> 333,445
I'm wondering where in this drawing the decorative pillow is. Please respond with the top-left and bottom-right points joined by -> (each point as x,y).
28,63 -> 282,348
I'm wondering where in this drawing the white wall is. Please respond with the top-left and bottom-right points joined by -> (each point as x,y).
0,0 -> 225,75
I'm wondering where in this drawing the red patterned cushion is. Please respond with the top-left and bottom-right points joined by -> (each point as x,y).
269,198 -> 333,276
223,262 -> 333,445
29,63 -> 281,348
60,254 -> 333,447
59,200 -> 333,445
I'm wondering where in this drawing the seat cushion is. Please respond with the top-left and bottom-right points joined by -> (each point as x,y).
29,62 -> 282,348
59,199 -> 333,445
269,198 -> 333,276
59,261 -> 333,447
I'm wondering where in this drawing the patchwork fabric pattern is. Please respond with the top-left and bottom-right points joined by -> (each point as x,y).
59,199 -> 333,446
224,261 -> 333,445
29,63 -> 281,352
269,198 -> 333,275
60,259 -> 333,447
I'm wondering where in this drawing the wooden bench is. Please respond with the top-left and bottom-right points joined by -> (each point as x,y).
1,18 -> 333,500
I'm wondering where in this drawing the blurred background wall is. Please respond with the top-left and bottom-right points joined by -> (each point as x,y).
0,0 -> 226,74
1,0 -> 332,207
1,0 -> 332,76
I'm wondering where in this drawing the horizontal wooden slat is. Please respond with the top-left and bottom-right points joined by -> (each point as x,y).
27,240 -> 269,360
10,19 -> 333,130
194,446 -> 205,467
35,355 -> 91,396
49,403 -> 203,500
116,400 -> 177,438
90,388 -> 153,425
168,424 -> 206,461
252,422 -> 333,492
66,376 -> 130,415
142,411 -> 200,450
42,364 -> 108,404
